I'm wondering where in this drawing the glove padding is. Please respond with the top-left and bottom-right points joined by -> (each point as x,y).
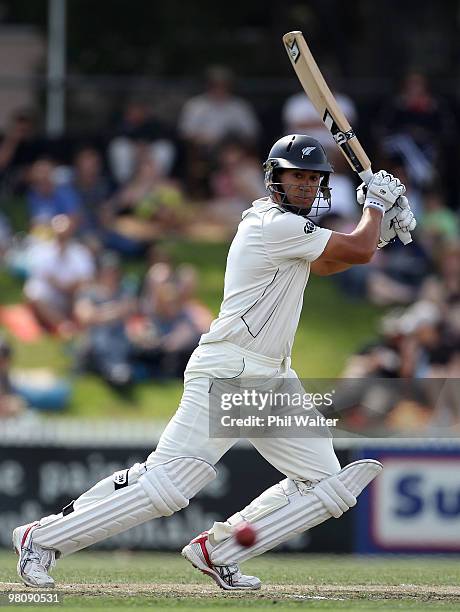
392,196 -> 416,233
359,170 -> 406,214
378,196 -> 417,249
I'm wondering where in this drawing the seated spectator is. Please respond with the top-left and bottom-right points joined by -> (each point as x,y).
26,158 -> 82,229
378,71 -> 455,190
340,296 -> 460,433
139,261 -> 174,314
0,335 -> 26,418
419,189 -> 459,252
71,147 -> 113,247
420,241 -> 460,306
208,139 -> 266,226
176,264 -> 213,334
74,252 -> 136,390
129,280 -> 201,379
179,66 -> 259,198
104,154 -> 185,254
24,215 -> 95,337
0,108 -> 45,191
108,99 -> 176,185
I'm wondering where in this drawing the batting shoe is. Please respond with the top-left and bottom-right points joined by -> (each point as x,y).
12,522 -> 56,588
181,531 -> 261,590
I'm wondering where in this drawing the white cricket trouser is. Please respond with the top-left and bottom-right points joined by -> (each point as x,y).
146,341 -> 340,482
33,340 -> 344,559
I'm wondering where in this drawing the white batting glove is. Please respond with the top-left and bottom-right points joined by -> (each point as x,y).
392,196 -> 417,234
356,183 -> 367,206
357,181 -> 395,247
377,207 -> 396,249
377,197 -> 416,249
357,170 -> 406,215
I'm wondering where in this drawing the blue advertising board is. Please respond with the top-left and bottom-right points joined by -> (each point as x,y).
355,446 -> 460,553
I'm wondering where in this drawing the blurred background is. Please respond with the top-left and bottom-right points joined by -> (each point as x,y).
0,0 -> 459,555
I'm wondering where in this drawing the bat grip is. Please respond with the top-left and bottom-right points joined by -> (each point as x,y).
358,167 -> 374,185
358,166 -> 412,245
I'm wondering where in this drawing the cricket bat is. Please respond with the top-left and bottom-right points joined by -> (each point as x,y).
282,30 -> 412,244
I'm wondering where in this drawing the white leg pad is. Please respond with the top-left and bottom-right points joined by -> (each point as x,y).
33,456 -> 216,557
210,459 -> 382,565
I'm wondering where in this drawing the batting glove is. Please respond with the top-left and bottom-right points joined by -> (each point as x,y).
392,196 -> 417,234
357,170 -> 406,215
377,196 -> 417,249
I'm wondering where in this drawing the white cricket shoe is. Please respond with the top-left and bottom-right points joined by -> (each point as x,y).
182,531 -> 261,590
12,522 -> 56,588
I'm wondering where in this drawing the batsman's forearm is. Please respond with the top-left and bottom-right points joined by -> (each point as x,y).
310,259 -> 354,275
318,207 -> 382,265
349,207 -> 381,255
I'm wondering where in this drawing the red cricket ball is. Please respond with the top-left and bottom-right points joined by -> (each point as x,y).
234,522 -> 257,547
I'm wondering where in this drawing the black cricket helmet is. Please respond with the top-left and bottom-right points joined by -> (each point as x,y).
263,134 -> 333,217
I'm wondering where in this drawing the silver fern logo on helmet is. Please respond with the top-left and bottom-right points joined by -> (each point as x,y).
301,146 -> 316,157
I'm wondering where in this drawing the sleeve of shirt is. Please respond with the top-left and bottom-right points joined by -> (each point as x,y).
263,212 -> 332,263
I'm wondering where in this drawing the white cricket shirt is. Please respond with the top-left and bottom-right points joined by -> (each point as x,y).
200,197 -> 332,358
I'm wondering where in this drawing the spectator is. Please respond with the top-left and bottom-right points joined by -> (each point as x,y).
74,252 -> 136,390
71,147 -> 113,246
209,138 -> 265,226
0,335 -> 25,418
176,264 -> 213,334
139,261 -> 174,314
105,154 -> 185,254
26,158 -> 82,229
24,215 -> 95,337
419,241 -> 460,307
179,66 -> 259,198
418,189 -> 459,252
378,71 -> 455,190
130,280 -> 201,379
0,109 -> 45,191
108,99 -> 176,185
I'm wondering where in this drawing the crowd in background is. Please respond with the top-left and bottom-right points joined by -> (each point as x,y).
0,64 -> 459,429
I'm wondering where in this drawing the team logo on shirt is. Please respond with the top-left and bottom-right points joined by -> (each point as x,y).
113,469 -> 129,489
303,219 -> 317,234
301,146 -> 316,157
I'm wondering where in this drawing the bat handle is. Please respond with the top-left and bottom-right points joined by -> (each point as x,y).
358,166 -> 412,245
358,167 -> 374,185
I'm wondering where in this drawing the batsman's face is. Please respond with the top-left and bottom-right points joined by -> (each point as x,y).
279,169 -> 321,208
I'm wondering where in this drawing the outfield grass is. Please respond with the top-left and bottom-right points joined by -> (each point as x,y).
0,239 -> 382,419
0,551 -> 459,610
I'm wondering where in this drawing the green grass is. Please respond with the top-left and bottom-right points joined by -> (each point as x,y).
0,239 -> 382,419
0,551 -> 459,610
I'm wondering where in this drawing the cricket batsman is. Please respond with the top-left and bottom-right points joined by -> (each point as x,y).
13,134 -> 416,590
